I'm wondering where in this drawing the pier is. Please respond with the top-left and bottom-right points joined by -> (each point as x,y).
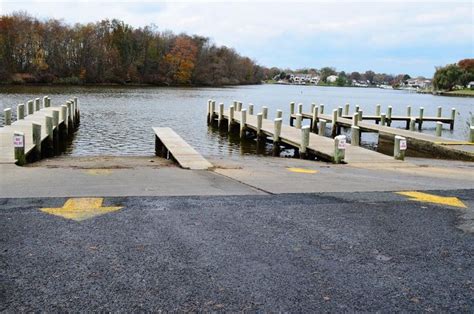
0,97 -> 80,164
289,103 -> 473,161
207,100 -> 406,164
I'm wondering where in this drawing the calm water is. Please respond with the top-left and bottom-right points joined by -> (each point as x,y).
1,85 -> 473,157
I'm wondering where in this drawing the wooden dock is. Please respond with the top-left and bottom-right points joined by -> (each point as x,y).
207,101 -> 405,164
153,127 -> 213,170
0,97 -> 80,164
290,106 -> 474,161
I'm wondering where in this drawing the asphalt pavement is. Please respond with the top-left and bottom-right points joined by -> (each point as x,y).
1,190 -> 473,311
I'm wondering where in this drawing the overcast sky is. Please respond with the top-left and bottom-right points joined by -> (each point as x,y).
1,0 -> 473,77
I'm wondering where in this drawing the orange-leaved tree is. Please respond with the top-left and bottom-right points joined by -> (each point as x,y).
164,36 -> 198,85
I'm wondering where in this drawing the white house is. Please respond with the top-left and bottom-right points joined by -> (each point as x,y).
468,81 -> 474,89
326,75 -> 338,83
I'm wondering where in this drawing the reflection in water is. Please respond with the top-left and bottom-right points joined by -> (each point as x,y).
0,84 -> 472,158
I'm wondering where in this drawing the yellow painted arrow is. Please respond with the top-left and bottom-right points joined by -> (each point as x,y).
287,167 -> 319,174
396,191 -> 466,208
40,198 -> 123,221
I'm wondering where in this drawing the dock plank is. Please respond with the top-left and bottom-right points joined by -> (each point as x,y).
153,127 -> 213,170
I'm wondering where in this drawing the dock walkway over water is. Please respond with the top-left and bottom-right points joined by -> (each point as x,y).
208,101 -> 404,164
0,97 -> 79,164
290,105 -> 473,161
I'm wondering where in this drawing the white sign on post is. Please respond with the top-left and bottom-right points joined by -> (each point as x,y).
13,135 -> 24,148
338,138 -> 346,149
400,139 -> 407,150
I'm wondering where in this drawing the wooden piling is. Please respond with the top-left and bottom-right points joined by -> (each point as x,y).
295,113 -> 302,129
240,109 -> 247,138
46,97 -> 51,107
311,103 -> 316,115
248,104 -> 254,115
13,132 -> 26,165
318,119 -> 327,136
297,103 -> 303,114
35,98 -> 40,111
27,100 -> 34,115
290,102 -> 295,115
435,121 -> 442,137
394,135 -> 406,160
409,118 -> 416,131
4,108 -> 11,125
358,110 -> 363,122
17,104 -> 25,120
380,113 -> 386,126
375,104 -> 381,117
331,109 -> 338,137
320,104 -> 324,114
257,113 -> 263,136
300,126 -> 310,158
334,135 -> 346,164
273,118 -> 282,156
351,126 -> 360,146
469,126 -> 474,143
237,101 -> 242,112
437,106 -> 442,118
406,105 -> 411,117
352,113 -> 359,126
210,101 -> 216,124
60,105 -> 69,137
228,105 -> 235,131
218,103 -> 224,128
450,108 -> 455,130
337,106 -> 343,118
387,106 -> 392,126
418,107 -> 424,130
206,99 -> 211,123
276,110 -> 283,119
344,103 -> 350,116
262,106 -> 268,119
355,105 -> 360,113
312,106 -> 318,133
43,96 -> 48,108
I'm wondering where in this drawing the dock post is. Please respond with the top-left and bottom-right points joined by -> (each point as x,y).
331,109 -> 338,137
355,105 -> 360,113
418,107 -> 424,130
290,102 -> 295,115
387,106 -> 392,126
320,104 -> 324,114
311,103 -> 316,115
407,105 -> 411,117
218,103 -> 224,128
437,106 -> 442,118
256,113 -> 263,138
394,136 -> 406,160
334,135 -> 346,164
318,119 -> 327,136
435,121 -> 442,137
450,108 -> 455,130
409,118 -> 416,131
358,110 -> 363,122
210,101 -> 216,124
311,106 -> 318,133
295,113 -> 302,129
4,108 -> 11,125
248,104 -> 254,115
276,109 -> 283,118
34,98 -> 40,111
337,106 -> 343,118
351,126 -> 360,146
228,105 -> 235,132
17,104 -> 25,120
13,132 -> 26,165
240,109 -> 247,138
406,106 -> 411,128
262,106 -> 268,119
32,122 -> 42,155
206,100 -> 211,123
273,118 -> 282,156
27,100 -> 34,115
352,113 -> 359,126
60,105 -> 69,138
44,115 -> 54,156
375,104 -> 381,117
380,113 -> 386,126
43,96 -> 48,108
66,101 -> 74,134
46,97 -> 51,107
300,126 -> 310,159
237,101 -> 242,112
297,103 -> 303,114
344,103 -> 350,116
469,126 -> 474,143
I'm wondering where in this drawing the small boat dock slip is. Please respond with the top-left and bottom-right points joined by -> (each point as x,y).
153,127 -> 213,170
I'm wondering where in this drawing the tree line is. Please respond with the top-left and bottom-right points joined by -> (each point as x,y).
432,59 -> 474,91
0,12 -> 265,86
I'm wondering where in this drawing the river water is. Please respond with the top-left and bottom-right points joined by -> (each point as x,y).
1,85 -> 473,158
